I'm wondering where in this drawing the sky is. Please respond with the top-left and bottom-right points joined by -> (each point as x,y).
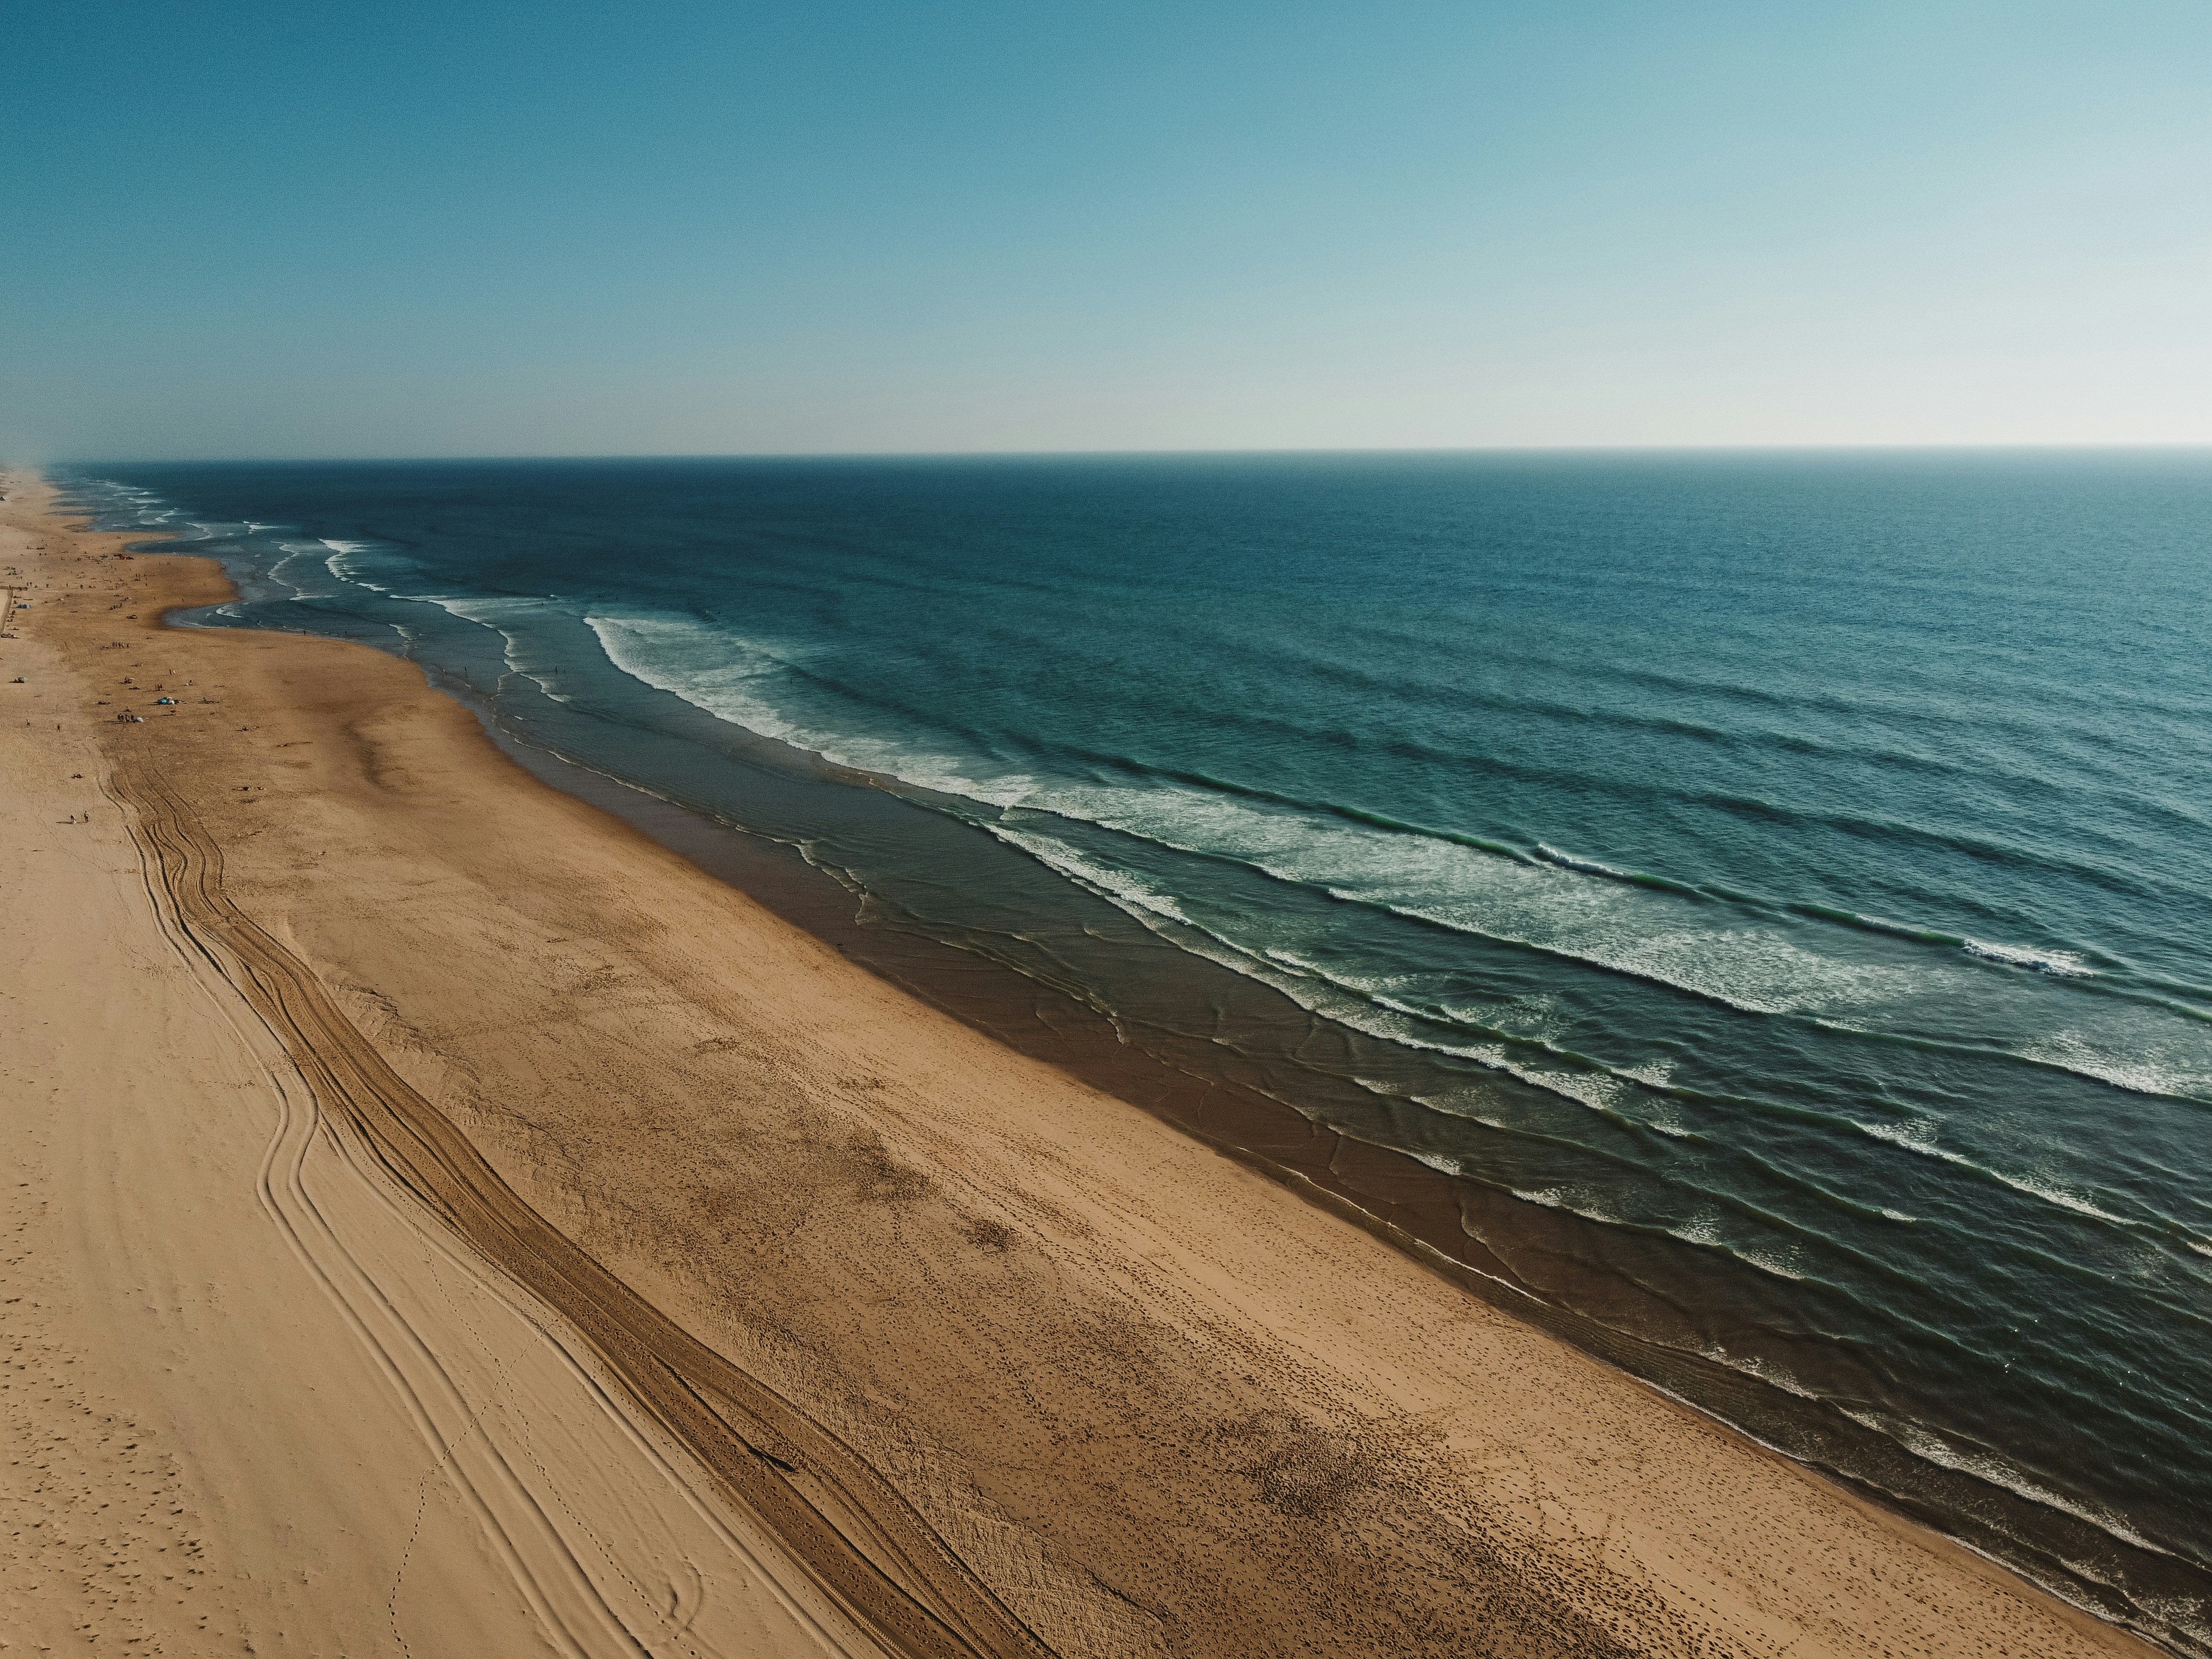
3,1 -> 2209,459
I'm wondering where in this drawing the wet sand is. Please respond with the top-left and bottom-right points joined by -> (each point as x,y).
0,470 -> 2159,1658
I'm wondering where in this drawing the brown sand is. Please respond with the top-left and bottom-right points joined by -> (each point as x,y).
0,470 -> 2158,1658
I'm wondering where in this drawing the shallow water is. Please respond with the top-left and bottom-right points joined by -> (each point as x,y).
60,451 -> 2212,1650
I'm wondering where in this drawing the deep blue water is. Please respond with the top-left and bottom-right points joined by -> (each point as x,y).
60,452 -> 2212,1650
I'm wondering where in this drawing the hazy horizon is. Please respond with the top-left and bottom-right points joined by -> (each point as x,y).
35,443 -> 2212,468
8,1 -> 2209,460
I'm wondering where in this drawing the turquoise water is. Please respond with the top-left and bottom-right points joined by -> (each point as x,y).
62,453 -> 2212,1649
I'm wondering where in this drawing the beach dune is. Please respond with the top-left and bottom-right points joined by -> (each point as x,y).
0,471 -> 2155,1657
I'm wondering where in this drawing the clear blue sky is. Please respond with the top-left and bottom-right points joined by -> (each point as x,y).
4,1 -> 2208,459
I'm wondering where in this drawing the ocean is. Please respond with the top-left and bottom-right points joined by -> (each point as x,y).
57,451 -> 2212,1651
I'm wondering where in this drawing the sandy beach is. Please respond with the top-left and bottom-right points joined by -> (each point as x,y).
0,468 -> 2158,1657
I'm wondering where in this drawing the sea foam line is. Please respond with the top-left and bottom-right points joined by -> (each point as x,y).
577,608 -> 2212,1109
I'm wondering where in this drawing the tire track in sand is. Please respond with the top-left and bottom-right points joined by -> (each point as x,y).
106,764 -> 692,1659
108,757 -> 1056,1659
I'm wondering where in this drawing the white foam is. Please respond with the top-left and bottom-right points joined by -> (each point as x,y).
1850,1119 -> 2132,1224
266,542 -> 351,600
1964,938 -> 2095,976
1701,1346 -> 1819,1400
1535,843 -> 1630,878
995,831 -> 1710,1131
578,607 -> 2210,1110
984,828 -> 1200,932
318,538 -> 407,596
588,612 -> 1029,806
1510,1185 -> 1623,1223
2016,1032 -> 2205,1100
1670,1211 -> 1807,1281
1508,1187 -> 1818,1294
1839,1408 -> 2175,1558
420,594 -> 575,701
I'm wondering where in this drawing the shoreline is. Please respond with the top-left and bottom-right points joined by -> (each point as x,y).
247,509 -> 2201,1642
466,701 -> 2188,1635
66,456 -> 2211,1642
2,470 -> 2166,1657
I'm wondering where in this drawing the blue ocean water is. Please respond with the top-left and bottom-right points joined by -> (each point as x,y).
60,453 -> 2212,1650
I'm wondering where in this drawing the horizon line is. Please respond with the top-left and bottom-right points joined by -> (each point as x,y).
22,440 -> 2212,468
